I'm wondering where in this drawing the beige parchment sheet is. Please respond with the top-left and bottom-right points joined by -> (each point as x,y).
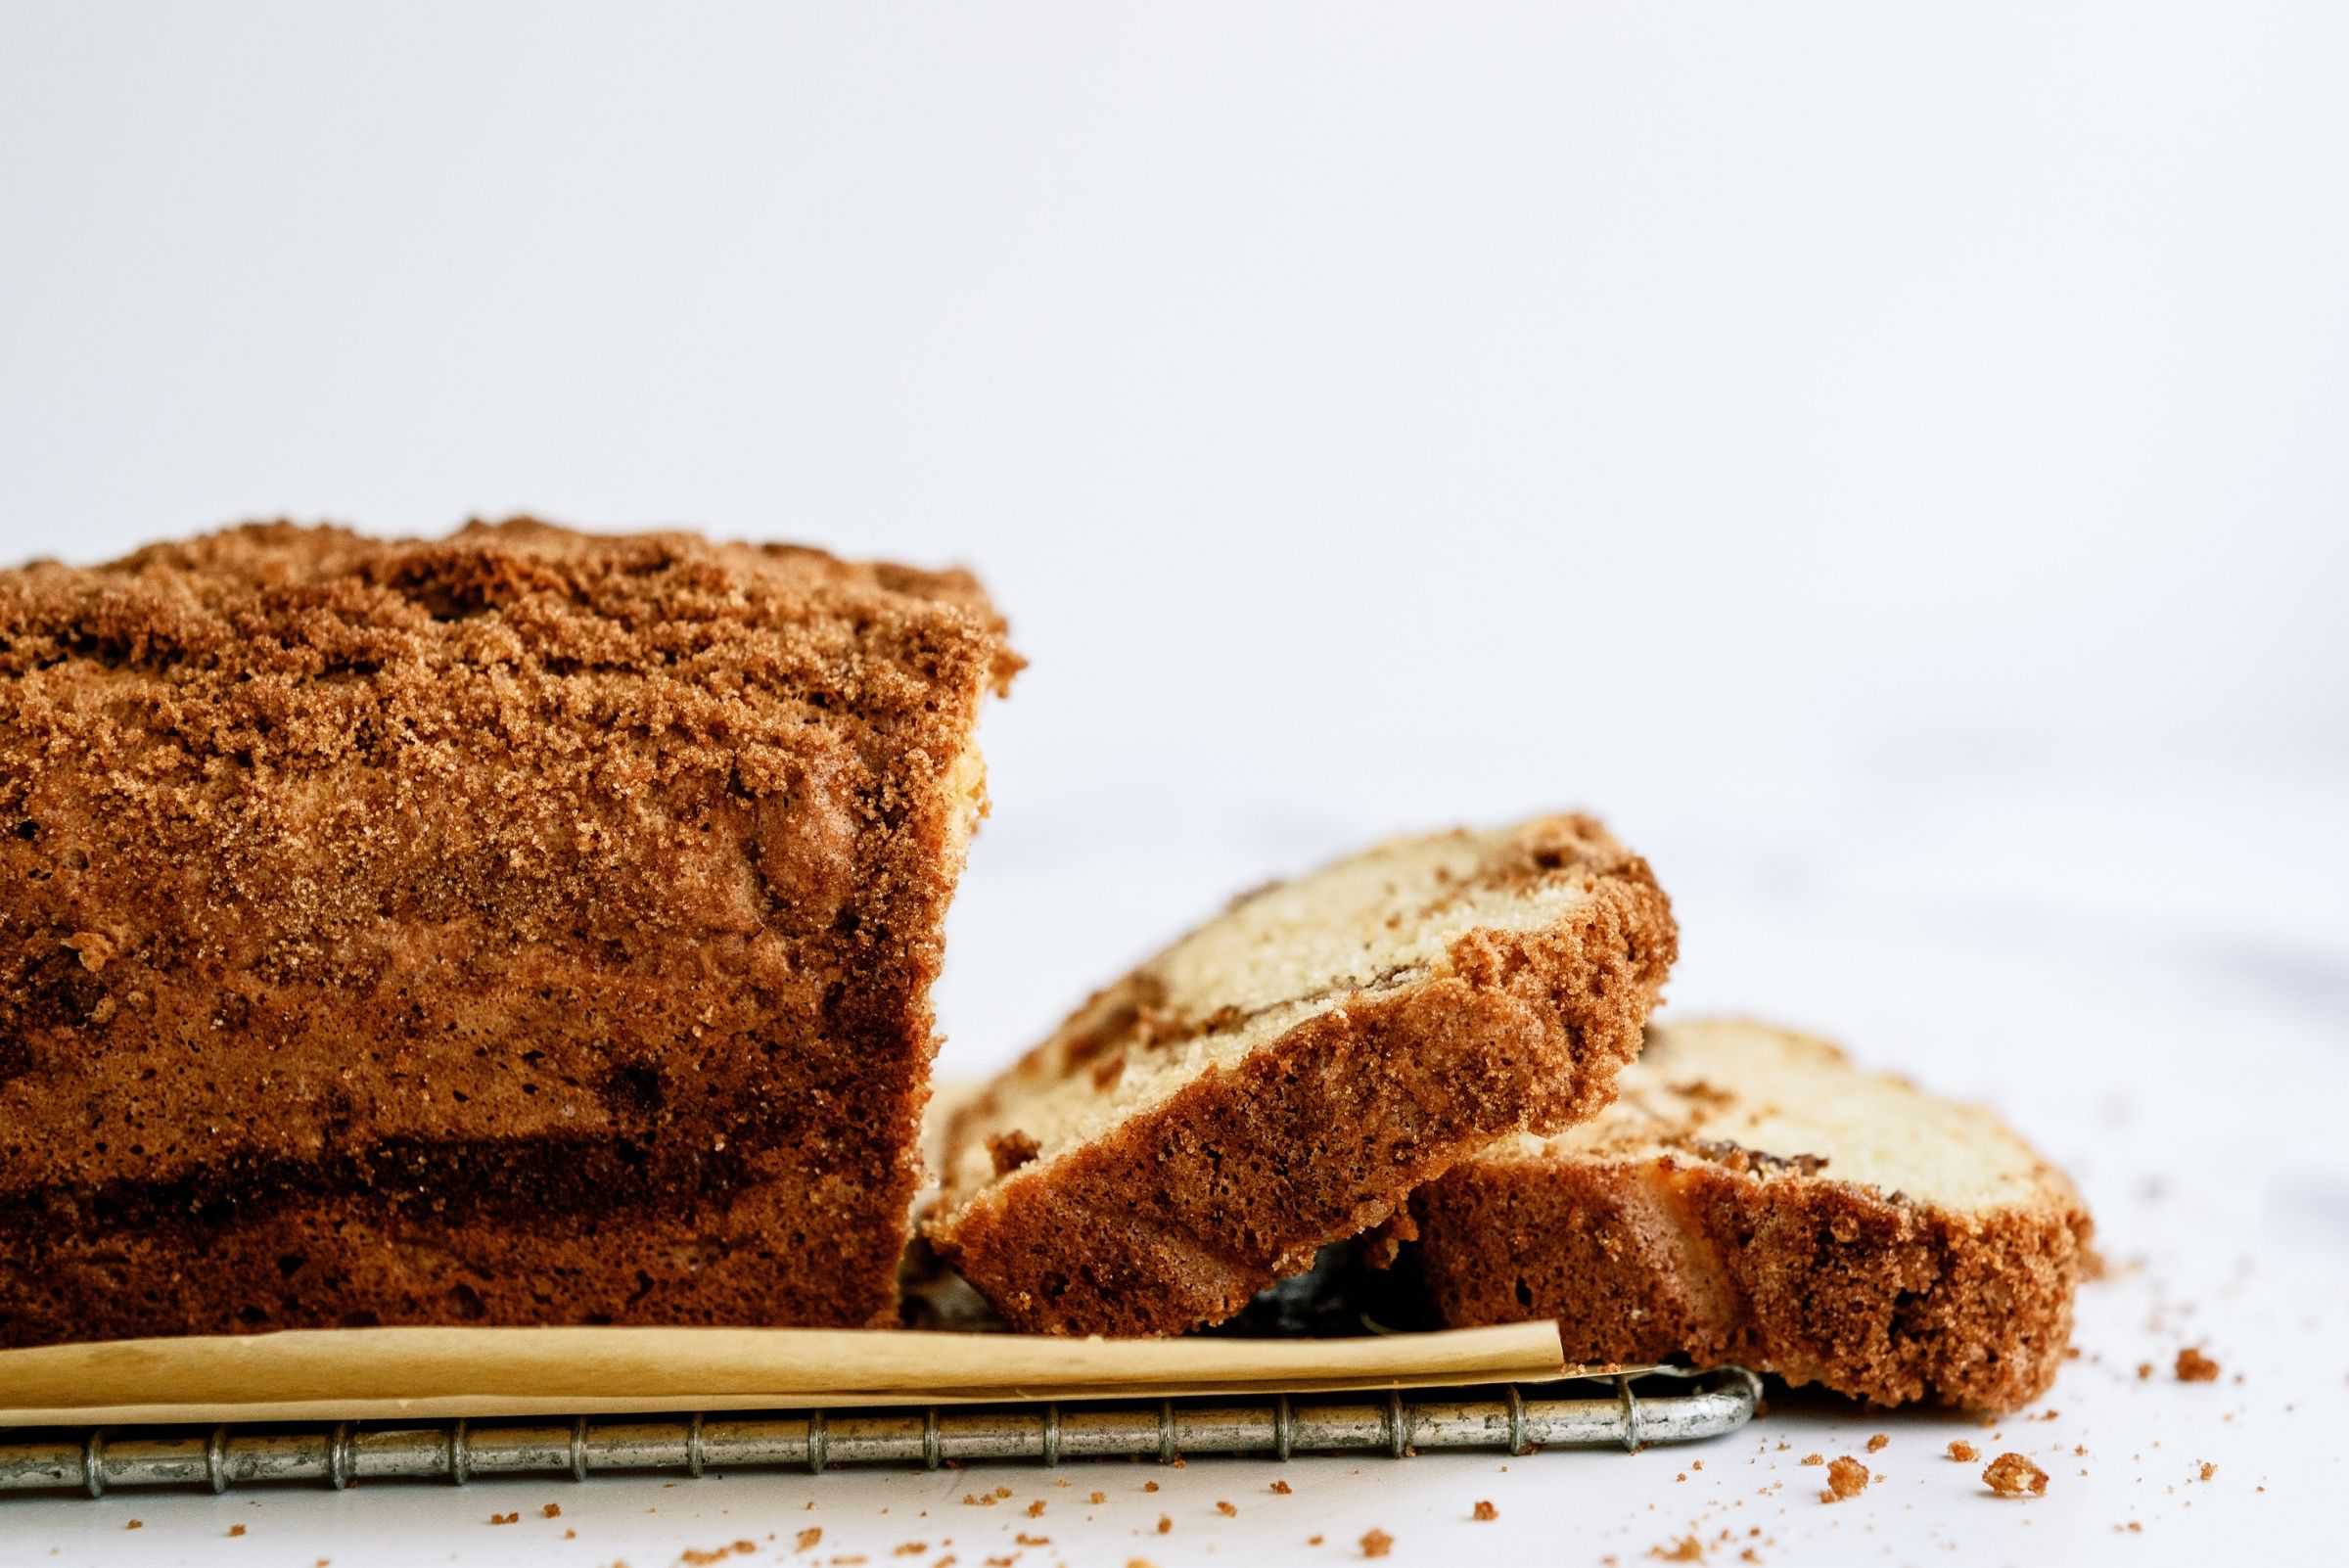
0,1321 -> 1572,1427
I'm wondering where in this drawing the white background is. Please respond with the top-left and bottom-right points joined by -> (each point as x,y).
3,4 -> 2345,1564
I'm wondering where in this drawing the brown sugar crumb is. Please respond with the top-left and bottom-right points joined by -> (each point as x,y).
1025,1499 -> 1046,1517
1473,1500 -> 1498,1522
2137,1361 -> 2154,1380
228,1525 -> 248,1539
2199,1461 -> 2217,1481
1650,1540 -> 1703,1563
677,1545 -> 758,1566
1799,1453 -> 1824,1466
1269,1480 -> 1293,1496
959,1494 -> 994,1507
1309,1538 -> 1325,1547
489,1513 -> 520,1526
1217,1500 -> 1237,1517
125,1520 -> 144,1531
992,1486 -> 1011,1499
2176,1347 -> 2221,1382
1984,1453 -> 2050,1498
1865,1434 -> 1888,1453
795,1529 -> 822,1553
1013,1534 -> 1049,1547
1157,1516 -> 1173,1534
893,1547 -> 927,1558
541,1503 -> 562,1519
1820,1456 -> 1868,1502
1143,1481 -> 1160,1493
1128,1561 -> 1158,1568
1359,1529 -> 1395,1559
1089,1492 -> 1106,1504
565,1533 -> 577,1543
1946,1442 -> 1979,1462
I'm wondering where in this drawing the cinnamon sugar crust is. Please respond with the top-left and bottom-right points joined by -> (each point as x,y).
0,519 -> 1016,1346
1410,1020 -> 2093,1412
928,815 -> 1677,1336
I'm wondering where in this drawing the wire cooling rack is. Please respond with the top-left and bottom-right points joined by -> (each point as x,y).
0,1366 -> 1757,1498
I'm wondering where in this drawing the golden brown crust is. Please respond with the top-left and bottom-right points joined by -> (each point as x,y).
929,843 -> 1677,1336
1411,1150 -> 2092,1412
0,519 -> 1014,1346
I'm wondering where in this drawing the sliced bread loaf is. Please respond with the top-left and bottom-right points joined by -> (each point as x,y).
929,813 -> 1677,1335
1408,1019 -> 2094,1410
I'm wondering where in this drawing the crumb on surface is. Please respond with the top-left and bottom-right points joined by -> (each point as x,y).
1089,1492 -> 1105,1503
488,1513 -> 519,1527
2176,1348 -> 2221,1382
125,1520 -> 143,1531
1984,1453 -> 2050,1498
1946,1441 -> 1978,1462
541,1503 -> 561,1519
1820,1456 -> 1868,1502
1270,1480 -> 1292,1495
1157,1516 -> 1172,1535
1013,1533 -> 1048,1547
1799,1453 -> 1823,1466
2199,1461 -> 2216,1481
1143,1481 -> 1160,1493
1650,1540 -> 1702,1562
1025,1500 -> 1045,1517
1473,1500 -> 1497,1521
1359,1528 -> 1394,1559
1217,1500 -> 1237,1516
1865,1434 -> 1888,1453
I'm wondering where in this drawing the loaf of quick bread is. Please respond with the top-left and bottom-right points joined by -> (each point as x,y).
0,520 -> 1016,1346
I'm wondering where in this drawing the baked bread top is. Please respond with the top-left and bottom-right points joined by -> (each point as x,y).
931,813 -> 1677,1334
0,520 -> 1017,1200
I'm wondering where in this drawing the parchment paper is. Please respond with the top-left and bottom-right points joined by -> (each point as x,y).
0,1321 -> 1571,1427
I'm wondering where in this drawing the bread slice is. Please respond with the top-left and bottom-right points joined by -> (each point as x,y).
1407,1019 -> 2094,1411
928,813 -> 1677,1336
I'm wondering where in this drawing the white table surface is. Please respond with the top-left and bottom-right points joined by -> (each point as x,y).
5,755 -> 2345,1567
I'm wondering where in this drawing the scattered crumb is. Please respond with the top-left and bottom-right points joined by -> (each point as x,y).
893,1546 -> 927,1558
2176,1348 -> 2221,1383
1270,1480 -> 1292,1496
1128,1561 -> 1158,1568
1309,1537 -> 1324,1547
1013,1534 -> 1048,1548
1143,1481 -> 1160,1494
1865,1434 -> 1888,1453
1089,1492 -> 1105,1504
1359,1529 -> 1394,1559
677,1545 -> 758,1566
1157,1516 -> 1172,1535
542,1503 -> 562,1520
1676,1472 -> 1687,1483
2199,1462 -> 2217,1481
1473,1500 -> 1497,1522
1946,1442 -> 1978,1463
797,1532 -> 822,1554
1217,1501 -> 1237,1517
1650,1540 -> 1703,1563
488,1513 -> 519,1527
1984,1453 -> 2050,1498
1820,1457 -> 1868,1502
2137,1361 -> 2153,1380
227,1525 -> 246,1539
1799,1453 -> 1824,1467
565,1531 -> 578,1542
1025,1500 -> 1045,1518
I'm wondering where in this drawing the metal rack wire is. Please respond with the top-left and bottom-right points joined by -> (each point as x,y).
0,1366 -> 1758,1498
